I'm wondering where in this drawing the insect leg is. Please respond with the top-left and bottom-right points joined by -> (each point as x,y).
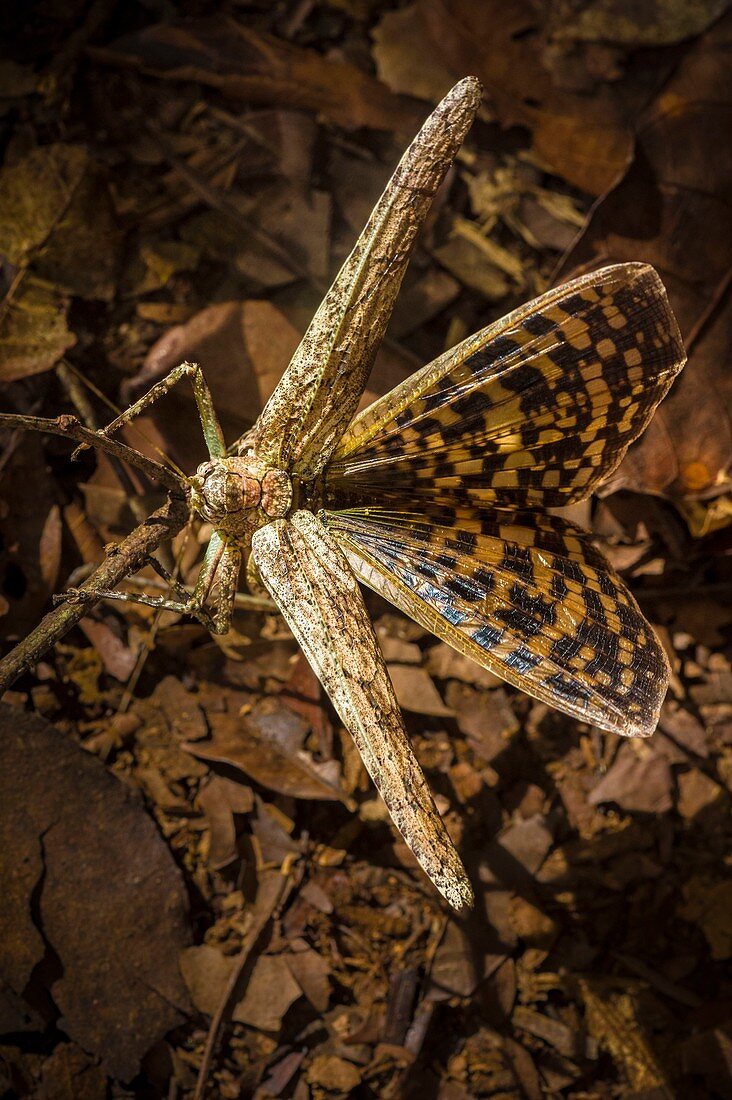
96,361 -> 226,459
59,532 -> 226,631
57,584 -> 218,632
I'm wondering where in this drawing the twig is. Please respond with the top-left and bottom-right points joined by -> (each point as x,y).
193,857 -> 298,1100
0,494 -> 188,694
0,413 -> 184,493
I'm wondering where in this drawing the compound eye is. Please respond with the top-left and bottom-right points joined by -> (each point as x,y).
201,467 -> 242,515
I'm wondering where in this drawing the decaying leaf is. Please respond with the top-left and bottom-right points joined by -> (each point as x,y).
546,0 -> 730,46
588,743 -> 673,813
0,143 -> 119,300
558,12 -> 732,504
0,142 -> 119,380
382,0 -> 635,194
0,277 -> 75,381
232,954 -> 302,1030
187,696 -> 351,804
91,16 -> 426,133
180,943 -> 235,1016
578,977 -> 674,1094
0,706 -> 191,1079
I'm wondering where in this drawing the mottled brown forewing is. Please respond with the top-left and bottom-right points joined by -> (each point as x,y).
248,77 -> 482,479
251,510 -> 474,910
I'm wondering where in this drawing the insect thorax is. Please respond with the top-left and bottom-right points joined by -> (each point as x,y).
191,455 -> 293,541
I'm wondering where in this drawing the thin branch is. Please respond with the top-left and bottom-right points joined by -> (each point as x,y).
0,494 -> 189,694
0,413 -> 185,493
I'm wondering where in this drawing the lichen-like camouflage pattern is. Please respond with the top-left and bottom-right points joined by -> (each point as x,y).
37,77 -> 684,912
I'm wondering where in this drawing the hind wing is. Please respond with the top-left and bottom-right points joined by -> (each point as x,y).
326,505 -> 669,737
327,264 -> 685,509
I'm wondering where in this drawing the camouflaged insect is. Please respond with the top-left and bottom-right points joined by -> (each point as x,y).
41,79 -> 688,909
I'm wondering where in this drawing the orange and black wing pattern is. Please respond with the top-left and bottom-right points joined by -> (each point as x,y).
326,264 -> 685,510
324,263 -> 685,736
327,506 -> 669,737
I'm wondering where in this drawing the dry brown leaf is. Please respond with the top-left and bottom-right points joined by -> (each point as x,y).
425,642 -> 502,688
0,706 -> 191,1079
285,939 -> 332,1012
0,277 -> 76,381
388,664 -> 453,717
546,0 -> 729,46
150,675 -> 209,742
444,682 -> 518,761
197,774 -> 254,869
188,697 -> 351,804
588,744 -> 673,813
0,143 -> 118,299
677,768 -> 723,818
558,12 -> 732,502
373,4 -> 460,104
406,0 -> 634,194
77,616 -> 139,682
92,16 -> 425,133
232,954 -> 302,1030
180,943 -> 235,1016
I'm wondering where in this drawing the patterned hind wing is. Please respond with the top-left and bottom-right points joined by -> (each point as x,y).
250,510 -> 474,911
326,506 -> 670,737
326,264 -> 686,509
247,78 -> 482,479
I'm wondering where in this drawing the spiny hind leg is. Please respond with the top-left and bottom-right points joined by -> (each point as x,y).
58,531 -> 240,634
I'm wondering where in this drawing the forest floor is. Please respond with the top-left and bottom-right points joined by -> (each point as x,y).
0,2 -> 730,1098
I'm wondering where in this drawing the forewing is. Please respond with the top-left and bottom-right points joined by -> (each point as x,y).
250,509 -> 473,910
248,78 -> 482,479
326,506 -> 670,737
327,264 -> 686,508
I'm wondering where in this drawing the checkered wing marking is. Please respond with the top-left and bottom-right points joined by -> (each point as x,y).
326,507 -> 670,737
250,510 -> 473,911
247,78 -> 481,479
327,264 -> 686,508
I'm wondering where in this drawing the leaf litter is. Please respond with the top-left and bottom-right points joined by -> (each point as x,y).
0,1 -> 731,1097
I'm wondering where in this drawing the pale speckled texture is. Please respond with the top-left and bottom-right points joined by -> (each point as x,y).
252,511 -> 474,910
